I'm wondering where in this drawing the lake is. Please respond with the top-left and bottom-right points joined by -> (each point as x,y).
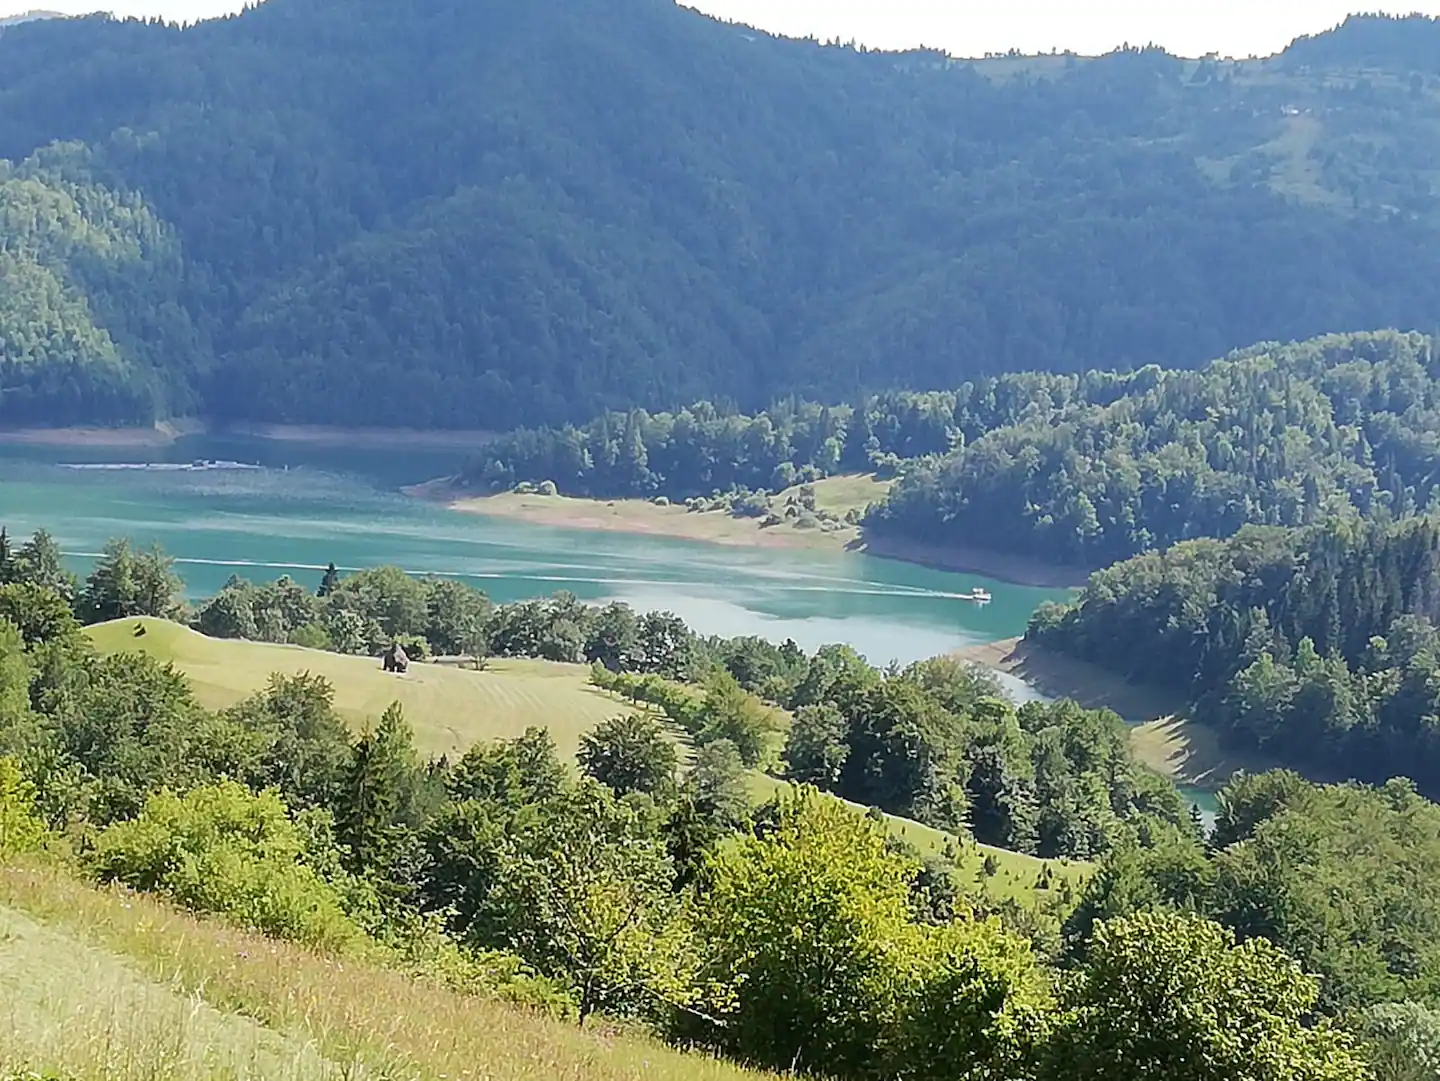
0,437 -> 1065,667
0,435 -> 1216,817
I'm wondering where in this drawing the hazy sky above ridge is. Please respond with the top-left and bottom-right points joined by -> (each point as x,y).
3,0 -> 1439,59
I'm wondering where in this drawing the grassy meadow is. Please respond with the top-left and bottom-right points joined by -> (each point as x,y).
83,619 -> 1087,913
0,862 -> 774,1081
85,617 -> 634,760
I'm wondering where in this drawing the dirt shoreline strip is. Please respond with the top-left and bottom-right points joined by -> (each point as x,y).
421,485 -> 1090,588
955,636 -> 1284,791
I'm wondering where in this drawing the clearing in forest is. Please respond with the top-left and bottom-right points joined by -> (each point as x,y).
84,618 -> 634,760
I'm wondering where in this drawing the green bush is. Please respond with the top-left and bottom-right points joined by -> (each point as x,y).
0,756 -> 44,858
396,633 -> 431,661
91,781 -> 367,951
289,622 -> 333,650
379,908 -> 579,1018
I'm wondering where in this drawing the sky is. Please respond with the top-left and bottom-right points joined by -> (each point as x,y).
3,0 -> 1440,59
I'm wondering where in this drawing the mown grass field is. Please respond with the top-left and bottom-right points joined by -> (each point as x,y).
85,618 -> 633,760
0,862 -> 773,1081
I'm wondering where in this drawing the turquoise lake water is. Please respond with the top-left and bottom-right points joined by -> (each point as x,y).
0,436 -> 1215,815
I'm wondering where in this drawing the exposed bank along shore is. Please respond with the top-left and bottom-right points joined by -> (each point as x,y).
410,480 -> 1089,590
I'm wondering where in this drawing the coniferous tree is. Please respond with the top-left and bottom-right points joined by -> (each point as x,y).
336,702 -> 417,882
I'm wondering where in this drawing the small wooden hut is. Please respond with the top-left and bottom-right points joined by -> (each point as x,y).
382,641 -> 409,674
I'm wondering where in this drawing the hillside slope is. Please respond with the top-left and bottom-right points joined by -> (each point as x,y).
84,617 -> 635,759
0,862 -> 771,1081
0,6 -> 1439,428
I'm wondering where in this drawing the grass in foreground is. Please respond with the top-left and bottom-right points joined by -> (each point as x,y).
0,902 -> 337,1081
0,861 -> 774,1081
85,618 -> 636,760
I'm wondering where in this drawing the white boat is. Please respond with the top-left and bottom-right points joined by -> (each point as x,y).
969,587 -> 992,603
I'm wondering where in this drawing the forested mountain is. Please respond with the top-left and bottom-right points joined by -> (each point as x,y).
872,330 -> 1440,564
1,4 -> 1439,428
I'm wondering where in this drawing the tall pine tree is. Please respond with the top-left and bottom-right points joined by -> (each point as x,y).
336,702 -> 418,885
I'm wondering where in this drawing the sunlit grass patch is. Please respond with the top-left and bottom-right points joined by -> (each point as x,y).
0,862 -> 774,1081
85,618 -> 635,760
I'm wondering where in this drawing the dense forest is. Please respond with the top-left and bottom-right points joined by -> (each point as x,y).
1,5 -> 1440,428
1032,513 -> 1440,799
3,524 -> 1440,1077
465,330 -> 1440,567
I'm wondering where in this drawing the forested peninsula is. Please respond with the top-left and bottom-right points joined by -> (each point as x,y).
2,5 -> 1440,429
452,330 -> 1440,577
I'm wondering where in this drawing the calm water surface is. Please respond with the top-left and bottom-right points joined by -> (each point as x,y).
0,437 -> 1215,815
0,438 -> 1064,665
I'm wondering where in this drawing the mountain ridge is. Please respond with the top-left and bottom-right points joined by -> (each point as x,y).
0,3 -> 1438,428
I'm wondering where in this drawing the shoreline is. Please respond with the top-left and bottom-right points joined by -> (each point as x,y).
0,420 -> 205,448
955,636 -> 1287,792
422,485 -> 857,555
413,483 -> 1089,588
219,423 -> 497,449
0,421 -> 494,451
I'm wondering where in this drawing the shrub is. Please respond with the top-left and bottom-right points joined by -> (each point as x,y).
377,908 -> 579,1018
733,491 -> 772,518
537,480 -> 559,496
396,633 -> 431,661
91,781 -> 367,951
0,756 -> 44,858
653,495 -> 670,507
289,621 -> 332,650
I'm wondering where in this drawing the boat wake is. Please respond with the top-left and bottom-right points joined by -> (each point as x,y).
61,460 -> 263,472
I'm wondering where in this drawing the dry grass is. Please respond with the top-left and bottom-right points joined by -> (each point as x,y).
432,474 -> 892,556
0,902 -> 341,1081
0,862 -> 774,1081
438,489 -> 850,553
85,618 -> 635,760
